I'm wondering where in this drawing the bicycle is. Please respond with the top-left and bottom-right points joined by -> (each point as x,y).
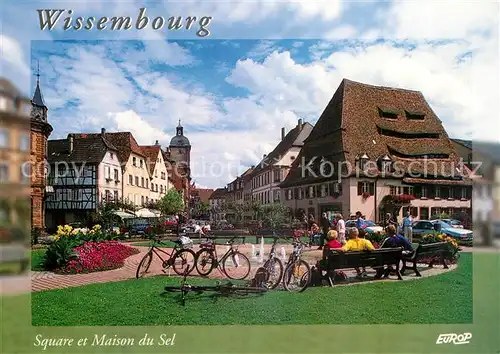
261,234 -> 285,289
282,239 -> 311,292
136,235 -> 196,279
195,236 -> 251,280
163,269 -> 267,306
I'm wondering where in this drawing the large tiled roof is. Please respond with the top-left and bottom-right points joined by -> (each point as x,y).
48,134 -> 118,163
251,122 -> 313,175
281,79 -> 470,187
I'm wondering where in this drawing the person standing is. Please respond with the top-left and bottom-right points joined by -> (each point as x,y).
335,214 -> 346,245
355,211 -> 365,230
403,211 -> 413,242
319,212 -> 331,250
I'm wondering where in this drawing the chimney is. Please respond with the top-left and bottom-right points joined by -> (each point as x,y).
69,135 -> 74,154
281,127 -> 285,140
101,127 -> 106,135
155,140 -> 159,146
298,118 -> 303,126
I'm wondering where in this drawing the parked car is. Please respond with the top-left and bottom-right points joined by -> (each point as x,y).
163,216 -> 178,230
431,220 -> 473,244
407,220 -> 473,244
440,219 -> 464,228
126,218 -> 153,236
345,220 -> 384,235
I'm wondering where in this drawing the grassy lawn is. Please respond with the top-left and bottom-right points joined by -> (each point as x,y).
30,252 -> 473,326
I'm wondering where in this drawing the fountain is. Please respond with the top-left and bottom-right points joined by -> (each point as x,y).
258,236 -> 265,263
280,246 -> 286,261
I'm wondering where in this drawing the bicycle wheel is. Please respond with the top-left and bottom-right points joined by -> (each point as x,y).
195,249 -> 216,276
136,251 -> 153,279
283,259 -> 310,292
172,249 -> 196,276
222,251 -> 251,280
263,257 -> 284,289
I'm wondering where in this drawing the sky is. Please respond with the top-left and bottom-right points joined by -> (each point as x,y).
1,1 -> 499,189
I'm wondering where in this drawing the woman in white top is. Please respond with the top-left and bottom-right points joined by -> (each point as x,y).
335,214 -> 346,245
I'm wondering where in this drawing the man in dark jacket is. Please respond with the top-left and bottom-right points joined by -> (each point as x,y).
380,225 -> 413,252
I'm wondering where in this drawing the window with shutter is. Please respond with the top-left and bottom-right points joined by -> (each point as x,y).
368,182 -> 375,195
357,182 -> 363,196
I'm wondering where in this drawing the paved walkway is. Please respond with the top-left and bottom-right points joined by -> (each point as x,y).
1,242 -> 492,295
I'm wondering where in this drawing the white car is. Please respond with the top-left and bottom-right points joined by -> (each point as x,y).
345,220 -> 384,234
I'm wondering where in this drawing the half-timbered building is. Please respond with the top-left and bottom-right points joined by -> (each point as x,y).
280,79 -> 472,222
45,133 -> 119,229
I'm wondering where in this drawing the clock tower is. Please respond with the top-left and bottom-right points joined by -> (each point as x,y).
30,64 -> 53,230
168,120 -> 191,209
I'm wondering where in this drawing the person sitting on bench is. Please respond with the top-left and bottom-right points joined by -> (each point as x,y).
336,227 -> 375,278
323,228 -> 342,257
319,229 -> 347,281
374,225 -> 413,278
380,225 -> 413,253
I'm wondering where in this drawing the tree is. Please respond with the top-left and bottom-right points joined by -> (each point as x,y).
262,202 -> 291,231
157,189 -> 185,216
246,199 -> 264,221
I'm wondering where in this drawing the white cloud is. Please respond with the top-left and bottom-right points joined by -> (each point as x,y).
0,35 -> 29,76
386,1 -> 499,40
324,25 -> 357,40
228,39 -> 499,142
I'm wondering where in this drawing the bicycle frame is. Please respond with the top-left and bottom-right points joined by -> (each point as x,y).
148,239 -> 181,265
286,241 -> 306,266
208,238 -> 239,269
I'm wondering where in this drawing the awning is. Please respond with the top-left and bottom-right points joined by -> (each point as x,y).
135,208 -> 161,218
113,211 -> 136,219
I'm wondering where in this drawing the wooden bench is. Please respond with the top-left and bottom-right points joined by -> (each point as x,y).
401,241 -> 452,277
324,247 -> 404,286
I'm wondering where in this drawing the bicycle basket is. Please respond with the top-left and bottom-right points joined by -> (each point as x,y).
179,236 -> 193,249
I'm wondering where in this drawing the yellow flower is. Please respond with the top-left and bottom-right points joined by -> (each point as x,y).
92,224 -> 101,231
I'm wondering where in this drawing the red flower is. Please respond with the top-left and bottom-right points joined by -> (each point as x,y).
58,241 -> 139,274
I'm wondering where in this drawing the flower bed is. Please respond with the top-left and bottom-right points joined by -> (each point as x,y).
59,241 -> 139,274
417,233 -> 460,265
42,224 -> 138,273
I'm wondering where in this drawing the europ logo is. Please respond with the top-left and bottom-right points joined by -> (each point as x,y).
436,333 -> 472,345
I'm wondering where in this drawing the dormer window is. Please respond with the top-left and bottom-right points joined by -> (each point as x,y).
359,153 -> 369,171
405,110 -> 425,120
381,155 -> 392,173
378,107 -> 398,119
